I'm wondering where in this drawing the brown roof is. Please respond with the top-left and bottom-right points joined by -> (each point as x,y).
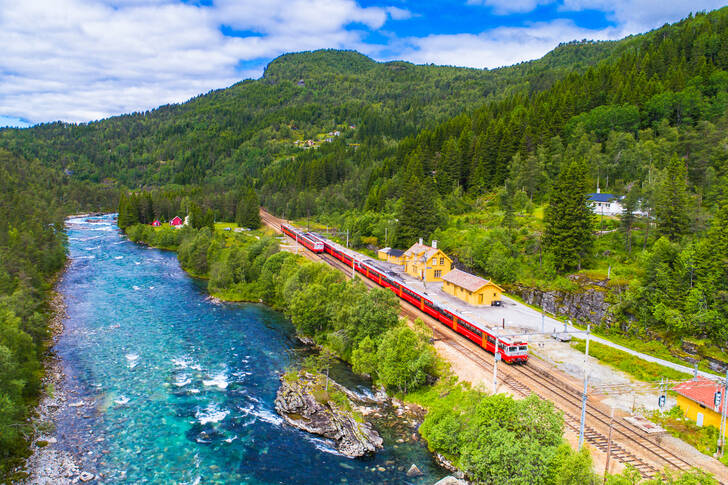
404,243 -> 451,263
404,242 -> 430,258
673,376 -> 722,410
442,268 -> 502,292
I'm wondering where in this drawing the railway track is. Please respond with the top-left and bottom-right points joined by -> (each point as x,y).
261,209 -> 707,480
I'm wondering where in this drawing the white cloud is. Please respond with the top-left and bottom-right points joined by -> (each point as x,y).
466,0 -> 553,15
560,0 -> 727,34
0,0 -> 399,123
394,19 -> 619,69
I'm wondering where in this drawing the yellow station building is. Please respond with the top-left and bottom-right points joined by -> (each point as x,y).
673,376 -> 726,436
441,268 -> 504,306
403,239 -> 452,282
377,247 -> 405,266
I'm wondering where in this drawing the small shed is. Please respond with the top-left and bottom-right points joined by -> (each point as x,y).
441,268 -> 503,306
673,376 -> 726,434
378,247 -> 405,266
152,220 -> 161,227
170,216 -> 183,227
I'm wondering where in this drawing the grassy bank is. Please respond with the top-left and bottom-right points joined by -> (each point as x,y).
570,338 -> 691,382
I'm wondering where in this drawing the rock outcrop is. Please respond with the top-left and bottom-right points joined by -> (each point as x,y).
507,275 -> 626,328
274,372 -> 383,457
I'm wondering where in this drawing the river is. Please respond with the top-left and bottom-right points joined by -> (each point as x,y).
47,214 -> 445,484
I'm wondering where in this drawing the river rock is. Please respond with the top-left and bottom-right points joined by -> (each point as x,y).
433,476 -> 467,485
274,372 -> 383,457
79,471 -> 95,482
406,464 -> 423,477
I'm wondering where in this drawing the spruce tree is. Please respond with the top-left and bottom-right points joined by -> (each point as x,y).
543,160 -> 594,272
235,189 -> 261,229
656,155 -> 690,241
396,170 -> 441,247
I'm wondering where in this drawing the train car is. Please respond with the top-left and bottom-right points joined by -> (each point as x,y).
280,224 -> 324,253
315,234 -> 528,364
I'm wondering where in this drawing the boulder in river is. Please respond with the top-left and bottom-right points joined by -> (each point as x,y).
406,463 -> 423,477
274,372 -> 383,457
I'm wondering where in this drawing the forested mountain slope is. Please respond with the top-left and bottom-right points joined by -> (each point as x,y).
0,42 -> 620,187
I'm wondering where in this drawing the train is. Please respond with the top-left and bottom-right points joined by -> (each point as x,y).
280,224 -> 324,253
280,223 -> 528,364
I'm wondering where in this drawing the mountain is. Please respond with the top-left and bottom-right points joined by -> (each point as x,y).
0,41 -> 621,188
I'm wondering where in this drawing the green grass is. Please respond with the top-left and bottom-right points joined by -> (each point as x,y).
649,406 -> 728,465
571,338 -> 692,382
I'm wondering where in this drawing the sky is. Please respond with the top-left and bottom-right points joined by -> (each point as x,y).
1,0 -> 725,126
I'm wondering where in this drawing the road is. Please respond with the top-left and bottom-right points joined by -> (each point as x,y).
490,295 -> 721,381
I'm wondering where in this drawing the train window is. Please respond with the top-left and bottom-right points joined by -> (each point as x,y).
519,346 -> 527,351
487,336 -> 495,344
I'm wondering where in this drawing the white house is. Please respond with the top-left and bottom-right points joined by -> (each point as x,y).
587,191 -> 623,216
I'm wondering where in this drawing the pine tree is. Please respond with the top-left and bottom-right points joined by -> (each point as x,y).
543,160 -> 595,272
655,155 -> 690,241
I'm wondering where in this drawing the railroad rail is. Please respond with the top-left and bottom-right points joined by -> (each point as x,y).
261,209 -> 709,480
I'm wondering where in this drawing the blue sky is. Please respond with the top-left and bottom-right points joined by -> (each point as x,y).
0,0 -> 725,126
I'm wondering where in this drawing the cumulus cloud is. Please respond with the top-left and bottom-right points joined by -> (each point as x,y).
393,19 -> 618,69
466,0 -> 553,15
560,0 -> 727,34
0,0 -> 402,123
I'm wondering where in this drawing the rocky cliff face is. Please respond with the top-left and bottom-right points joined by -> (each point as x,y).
274,372 -> 383,457
507,276 -> 626,328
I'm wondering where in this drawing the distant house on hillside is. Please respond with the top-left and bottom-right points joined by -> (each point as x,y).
297,79 -> 305,87
587,190 -> 623,216
152,220 -> 161,227
170,216 -> 183,227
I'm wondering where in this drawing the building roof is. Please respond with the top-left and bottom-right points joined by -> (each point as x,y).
404,242 -> 451,262
587,193 -> 618,203
673,376 -> 721,410
388,248 -> 405,257
404,242 -> 430,258
442,268 -> 502,293
378,247 -> 391,253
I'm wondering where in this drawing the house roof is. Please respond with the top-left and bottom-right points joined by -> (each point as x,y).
587,193 -> 618,203
388,249 -> 405,257
442,268 -> 502,293
404,243 -> 451,263
673,376 -> 721,410
404,242 -> 430,258
378,247 -> 391,253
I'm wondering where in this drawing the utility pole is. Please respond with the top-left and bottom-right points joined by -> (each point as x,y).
351,256 -> 356,280
578,324 -> 591,450
346,229 -> 349,248
295,233 -> 299,254
385,227 -> 388,247
493,334 -> 500,394
603,406 -> 615,484
720,369 -> 728,457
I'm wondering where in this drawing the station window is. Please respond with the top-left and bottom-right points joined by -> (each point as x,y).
434,270 -> 442,278
439,257 -> 444,265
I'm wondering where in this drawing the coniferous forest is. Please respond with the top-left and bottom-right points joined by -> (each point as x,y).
5,6 -> 728,479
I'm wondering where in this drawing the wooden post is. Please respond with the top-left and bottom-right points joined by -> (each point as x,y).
603,407 -> 615,484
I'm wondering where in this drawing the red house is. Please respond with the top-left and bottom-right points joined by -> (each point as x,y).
170,216 -> 183,227
152,220 -> 161,227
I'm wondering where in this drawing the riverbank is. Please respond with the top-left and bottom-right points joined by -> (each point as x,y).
19,281 -> 88,484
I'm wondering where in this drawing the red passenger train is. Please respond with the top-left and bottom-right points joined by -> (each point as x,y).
280,224 -> 324,253
280,223 -> 528,364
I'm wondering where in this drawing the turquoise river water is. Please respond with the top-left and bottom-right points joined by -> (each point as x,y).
53,214 -> 445,484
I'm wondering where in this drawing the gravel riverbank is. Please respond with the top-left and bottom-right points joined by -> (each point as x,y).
19,273 -> 90,484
